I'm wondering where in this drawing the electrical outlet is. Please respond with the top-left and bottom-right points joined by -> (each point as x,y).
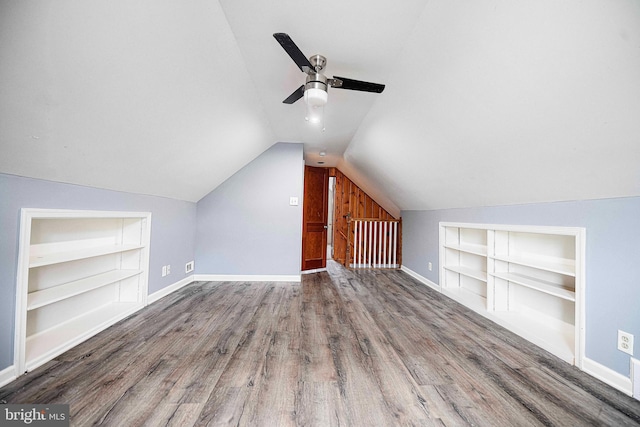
185,261 -> 194,273
618,330 -> 634,355
161,265 -> 167,277
428,262 -> 433,271
166,265 -> 171,275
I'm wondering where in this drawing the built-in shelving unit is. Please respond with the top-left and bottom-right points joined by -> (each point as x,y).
15,209 -> 151,372
441,226 -> 489,313
439,222 -> 585,366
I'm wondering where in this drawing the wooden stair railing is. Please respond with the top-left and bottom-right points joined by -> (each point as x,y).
330,168 -> 401,268
347,217 -> 401,269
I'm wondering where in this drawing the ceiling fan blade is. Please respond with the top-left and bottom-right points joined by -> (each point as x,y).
283,85 -> 305,104
273,33 -> 314,74
331,76 -> 385,93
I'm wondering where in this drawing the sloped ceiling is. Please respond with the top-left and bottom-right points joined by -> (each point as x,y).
346,0 -> 640,210
1,0 -> 639,211
0,0 -> 276,203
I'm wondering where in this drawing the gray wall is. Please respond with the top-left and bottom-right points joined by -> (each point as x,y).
401,196 -> 640,377
0,173 -> 197,371
195,142 -> 304,276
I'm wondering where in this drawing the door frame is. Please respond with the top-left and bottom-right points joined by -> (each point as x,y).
301,166 -> 329,271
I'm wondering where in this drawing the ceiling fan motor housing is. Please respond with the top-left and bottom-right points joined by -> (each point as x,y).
305,72 -> 328,106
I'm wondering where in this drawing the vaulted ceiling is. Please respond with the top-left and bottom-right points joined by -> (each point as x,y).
1,0 -> 639,213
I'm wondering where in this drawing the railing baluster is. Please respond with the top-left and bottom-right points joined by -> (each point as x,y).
349,218 -> 400,269
392,221 -> 397,267
353,220 -> 358,268
373,221 -> 378,268
387,221 -> 392,268
364,221 -> 368,267
381,223 -> 387,268
365,221 -> 371,267
358,221 -> 364,268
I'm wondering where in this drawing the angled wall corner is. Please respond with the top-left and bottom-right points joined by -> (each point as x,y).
195,142 -> 304,276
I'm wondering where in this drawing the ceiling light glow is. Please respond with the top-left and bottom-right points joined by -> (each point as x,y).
304,87 -> 327,131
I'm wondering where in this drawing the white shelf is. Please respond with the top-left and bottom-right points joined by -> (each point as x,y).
27,269 -> 143,310
443,265 -> 487,282
29,244 -> 144,268
16,209 -> 151,374
490,254 -> 575,277
442,287 -> 487,313
490,310 -> 575,364
491,272 -> 575,301
443,242 -> 487,256
25,301 -> 141,371
439,222 -> 584,367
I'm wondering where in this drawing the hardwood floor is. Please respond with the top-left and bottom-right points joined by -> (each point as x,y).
2,261 -> 640,426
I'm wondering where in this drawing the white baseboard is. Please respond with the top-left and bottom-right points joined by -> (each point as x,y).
400,265 -> 634,397
147,275 -> 195,305
582,357 -> 632,396
195,274 -> 301,283
301,268 -> 327,274
147,273 -> 302,306
401,265 -> 440,292
632,358 -> 640,399
0,364 -> 18,388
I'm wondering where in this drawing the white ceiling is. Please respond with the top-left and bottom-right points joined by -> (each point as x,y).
346,0 -> 640,210
1,0 -> 639,212
0,0 -> 276,203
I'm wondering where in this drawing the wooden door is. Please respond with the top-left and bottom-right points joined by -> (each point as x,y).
301,166 -> 329,271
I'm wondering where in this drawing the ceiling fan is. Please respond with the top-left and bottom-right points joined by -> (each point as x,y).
273,33 -> 385,111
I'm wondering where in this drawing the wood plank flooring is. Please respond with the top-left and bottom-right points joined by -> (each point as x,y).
2,261 -> 640,426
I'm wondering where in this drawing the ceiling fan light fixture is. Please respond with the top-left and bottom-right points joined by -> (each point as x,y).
304,87 -> 327,130
304,87 -> 328,107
